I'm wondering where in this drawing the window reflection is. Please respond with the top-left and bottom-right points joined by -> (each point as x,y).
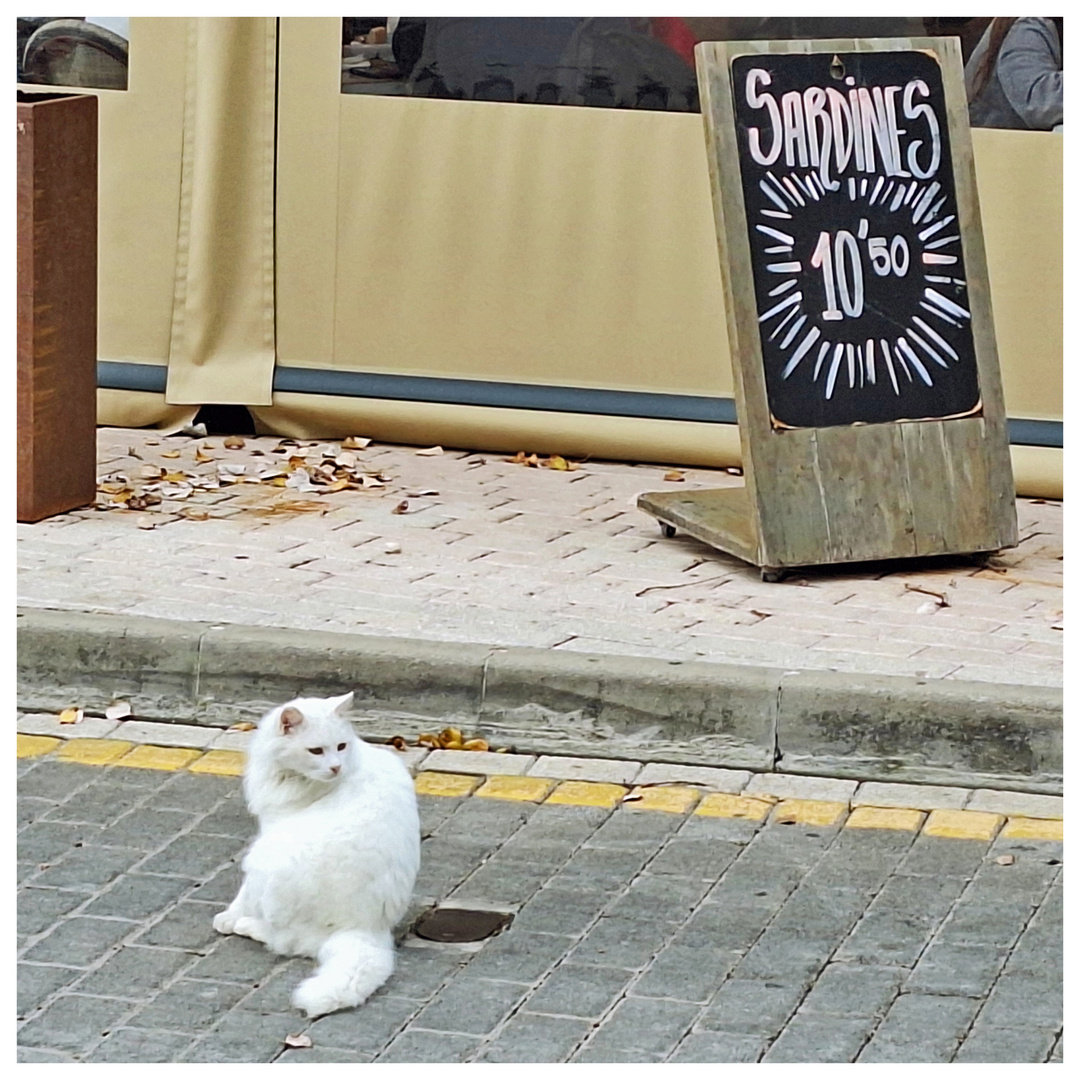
17,16 -> 129,91
341,17 -> 993,110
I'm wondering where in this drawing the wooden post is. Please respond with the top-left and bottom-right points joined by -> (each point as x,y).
17,91 -> 99,523
639,38 -> 1017,576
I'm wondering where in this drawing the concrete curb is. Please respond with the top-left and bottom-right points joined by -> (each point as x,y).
16,607 -> 1062,794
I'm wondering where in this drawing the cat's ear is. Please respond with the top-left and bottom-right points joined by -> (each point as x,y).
328,692 -> 354,716
280,706 -> 305,735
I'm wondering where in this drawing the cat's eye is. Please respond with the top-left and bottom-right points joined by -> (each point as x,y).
337,743 -> 347,751
307,747 -> 324,755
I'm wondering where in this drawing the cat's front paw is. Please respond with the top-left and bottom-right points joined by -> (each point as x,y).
212,909 -> 238,935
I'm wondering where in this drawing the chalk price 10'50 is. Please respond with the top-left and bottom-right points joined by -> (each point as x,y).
809,218 -> 910,321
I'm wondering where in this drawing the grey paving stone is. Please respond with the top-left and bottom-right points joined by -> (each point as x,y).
731,929 -> 839,982
676,812 -> 761,844
17,761 -> 97,802
964,789 -> 1063,819
376,1029 -> 482,1063
133,978 -> 252,1032
411,977 -> 527,1035
528,755 -> 642,784
32,844 -> 144,893
18,821 -> 107,864
556,846 -> 657,888
75,945 -> 193,1000
801,828 -> 917,889
17,963 -> 83,1019
976,972 -> 1063,1030
235,960 -> 307,1014
475,1012 -> 592,1062
439,795 -> 537,839
502,803 -> 609,843
448,860 -> 554,908
82,873 -> 192,921
852,781 -> 968,811
424,748 -> 535,776
635,762 -> 751,791
583,809 -> 682,850
418,794 -> 465,837
768,883 -> 870,938
23,916 -> 135,967
140,772 -> 237,812
87,1027 -> 197,1063
17,992 -> 132,1054
906,942 -> 1009,997
604,873 -> 712,923
675,899 -> 774,951
194,799 -> 255,839
19,796 -> 56,827
389,945 -> 473,1002
187,863 -> 243,905
857,992 -> 981,1062
187,932 -> 283,983
138,832 -> 245,879
954,1023 -> 1060,1063
799,962 -> 905,1018
933,900 -> 1036,950
135,901 -> 221,950
42,783 -> 147,826
414,839 -> 501,897
698,979 -> 806,1036
96,809 -> 197,852
278,1046 -> 375,1062
646,837 -> 744,879
17,1046 -> 78,1062
18,887 -> 86,936
307,994 -> 420,1051
763,1013 -> 873,1062
526,962 -> 632,1019
633,945 -> 742,1004
668,1031 -> 765,1063
179,1010 -> 298,1063
745,773 -> 857,803
569,916 -> 673,971
511,885 -> 608,936
897,835 -> 989,878
572,1047 -> 664,1063
583,996 -> 700,1058
464,930 -> 575,984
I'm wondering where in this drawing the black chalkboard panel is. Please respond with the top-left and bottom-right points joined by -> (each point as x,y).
730,50 -> 981,429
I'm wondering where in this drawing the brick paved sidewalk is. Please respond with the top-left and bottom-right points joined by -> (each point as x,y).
18,730 -> 1063,1063
16,428 -> 1062,688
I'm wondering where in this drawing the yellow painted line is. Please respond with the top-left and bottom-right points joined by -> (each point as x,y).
772,800 -> 847,827
55,738 -> 133,765
115,744 -> 203,771
17,734 -> 61,758
414,771 -> 481,798
624,785 -> 701,814
188,749 -> 246,777
475,775 -> 556,802
545,780 -> 627,809
694,793 -> 775,821
1001,817 -> 1063,841
924,809 -> 1004,841
845,806 -> 925,832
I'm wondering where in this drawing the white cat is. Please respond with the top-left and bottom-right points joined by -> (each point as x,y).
212,692 -> 420,1018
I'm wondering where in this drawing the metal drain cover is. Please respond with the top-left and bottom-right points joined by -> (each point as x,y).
413,907 -> 513,943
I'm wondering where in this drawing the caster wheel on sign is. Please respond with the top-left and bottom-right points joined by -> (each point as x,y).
761,568 -> 785,583
662,523 -> 677,539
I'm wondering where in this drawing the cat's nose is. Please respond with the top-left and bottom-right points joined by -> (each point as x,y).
329,764 -> 341,776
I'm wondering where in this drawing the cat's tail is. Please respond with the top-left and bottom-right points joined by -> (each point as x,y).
291,928 -> 395,1018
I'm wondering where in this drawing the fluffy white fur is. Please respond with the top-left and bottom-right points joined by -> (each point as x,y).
212,692 -> 420,1017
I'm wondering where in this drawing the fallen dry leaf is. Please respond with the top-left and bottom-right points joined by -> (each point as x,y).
994,854 -> 1016,866
546,455 -> 569,471
318,478 -> 351,495
180,508 -> 210,521
664,470 -> 685,482
462,739 -> 489,752
388,736 -> 408,751
195,449 -> 215,464
392,500 -> 410,515
162,471 -> 188,483
621,792 -> 644,803
228,721 -> 257,732
126,494 -> 162,511
360,475 -> 386,489
415,446 -> 443,456
162,449 -> 182,459
509,451 -> 528,464
223,436 -> 246,449
105,702 -> 132,721
342,436 -> 371,450
58,707 -> 83,725
417,733 -> 441,748
283,1034 -> 313,1049
406,489 -> 439,497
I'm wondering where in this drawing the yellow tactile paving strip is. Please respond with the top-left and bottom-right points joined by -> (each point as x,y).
17,735 -> 1062,842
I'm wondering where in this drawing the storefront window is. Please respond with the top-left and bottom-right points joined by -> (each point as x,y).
17,16 -> 129,91
341,17 -> 991,110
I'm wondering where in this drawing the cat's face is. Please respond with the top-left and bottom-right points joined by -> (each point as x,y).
265,693 -> 357,783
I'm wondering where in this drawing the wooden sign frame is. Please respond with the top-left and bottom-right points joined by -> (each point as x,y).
639,38 -> 1017,576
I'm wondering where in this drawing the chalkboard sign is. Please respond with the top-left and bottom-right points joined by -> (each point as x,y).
637,39 -> 1017,575
731,50 -> 981,430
